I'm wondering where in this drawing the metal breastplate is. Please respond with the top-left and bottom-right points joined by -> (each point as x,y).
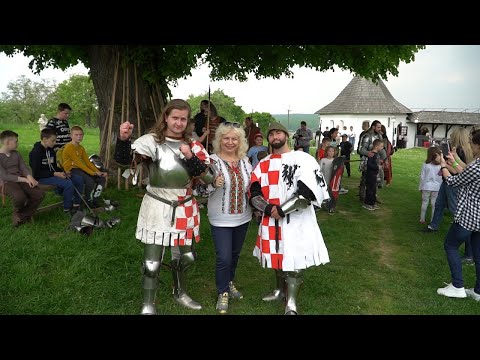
148,139 -> 191,188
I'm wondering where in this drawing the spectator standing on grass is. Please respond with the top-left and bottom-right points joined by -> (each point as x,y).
293,121 -> 313,153
436,133 -> 480,301
46,103 -> 72,151
418,146 -> 442,224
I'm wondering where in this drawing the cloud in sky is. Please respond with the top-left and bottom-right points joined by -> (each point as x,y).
1,45 -> 479,114
0,53 -> 89,91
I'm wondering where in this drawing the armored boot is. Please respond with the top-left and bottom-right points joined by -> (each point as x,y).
140,244 -> 163,315
284,270 -> 303,315
171,249 -> 202,310
262,269 -> 286,302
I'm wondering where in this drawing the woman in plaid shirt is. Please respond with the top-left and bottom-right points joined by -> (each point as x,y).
437,133 -> 480,301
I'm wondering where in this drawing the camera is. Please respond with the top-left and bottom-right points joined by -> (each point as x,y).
441,139 -> 451,158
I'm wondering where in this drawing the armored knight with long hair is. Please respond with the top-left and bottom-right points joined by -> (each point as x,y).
115,99 -> 212,315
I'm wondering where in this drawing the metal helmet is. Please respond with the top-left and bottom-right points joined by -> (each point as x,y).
89,154 -> 106,172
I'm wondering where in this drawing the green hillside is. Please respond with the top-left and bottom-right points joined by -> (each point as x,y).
271,114 -> 320,132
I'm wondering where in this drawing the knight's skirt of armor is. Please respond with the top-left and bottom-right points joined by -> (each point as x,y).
253,206 -> 330,271
135,186 -> 200,246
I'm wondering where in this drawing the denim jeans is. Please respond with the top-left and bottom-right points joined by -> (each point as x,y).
211,222 -> 249,294
443,223 -> 480,293
39,174 -> 84,210
429,182 -> 458,230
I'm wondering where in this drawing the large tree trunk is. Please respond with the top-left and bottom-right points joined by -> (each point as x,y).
86,45 -> 167,169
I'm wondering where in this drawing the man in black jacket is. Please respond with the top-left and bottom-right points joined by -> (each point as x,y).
29,128 -> 84,215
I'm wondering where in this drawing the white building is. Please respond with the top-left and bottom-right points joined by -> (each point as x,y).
314,76 -> 410,150
407,111 -> 480,147
315,76 -> 480,150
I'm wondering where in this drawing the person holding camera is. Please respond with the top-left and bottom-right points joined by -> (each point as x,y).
436,132 -> 480,300
293,121 -> 313,154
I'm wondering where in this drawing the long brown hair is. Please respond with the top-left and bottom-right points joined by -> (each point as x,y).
426,146 -> 441,164
150,99 -> 193,144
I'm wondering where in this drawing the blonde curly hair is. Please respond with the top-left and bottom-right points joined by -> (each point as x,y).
212,123 -> 248,159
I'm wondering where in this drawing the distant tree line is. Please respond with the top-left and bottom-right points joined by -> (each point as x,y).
186,89 -> 276,135
0,74 -> 99,127
0,79 -> 278,135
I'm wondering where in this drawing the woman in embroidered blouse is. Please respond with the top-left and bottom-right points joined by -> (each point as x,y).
197,121 -> 252,314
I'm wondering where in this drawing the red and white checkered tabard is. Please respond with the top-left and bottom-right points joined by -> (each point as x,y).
250,154 -> 285,269
250,151 -> 330,271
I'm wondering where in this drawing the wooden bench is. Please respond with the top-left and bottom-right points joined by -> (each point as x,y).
0,181 -> 107,215
0,181 -> 63,213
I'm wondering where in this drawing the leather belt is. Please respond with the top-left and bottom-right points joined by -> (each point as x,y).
146,191 -> 194,226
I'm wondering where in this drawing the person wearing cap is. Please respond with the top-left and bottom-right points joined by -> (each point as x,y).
246,133 -> 268,169
249,122 -> 330,315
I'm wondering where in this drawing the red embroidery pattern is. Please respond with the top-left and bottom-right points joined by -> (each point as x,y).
225,162 -> 244,214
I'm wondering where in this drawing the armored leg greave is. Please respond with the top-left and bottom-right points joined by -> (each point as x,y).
171,246 -> 202,310
262,269 -> 286,302
284,270 -> 304,315
141,244 -> 164,315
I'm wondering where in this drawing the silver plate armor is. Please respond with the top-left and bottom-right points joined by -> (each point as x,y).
147,139 -> 191,188
196,160 -> 219,185
280,193 -> 311,215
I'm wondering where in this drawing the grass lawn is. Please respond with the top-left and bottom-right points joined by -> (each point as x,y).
1,122 -> 479,315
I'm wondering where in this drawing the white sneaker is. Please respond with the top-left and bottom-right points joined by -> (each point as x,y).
437,283 -> 467,298
465,288 -> 480,301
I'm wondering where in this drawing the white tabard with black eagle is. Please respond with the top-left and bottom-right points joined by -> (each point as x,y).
250,151 -> 330,271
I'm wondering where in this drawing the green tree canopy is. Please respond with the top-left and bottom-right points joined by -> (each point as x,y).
186,89 -> 246,123
250,112 -> 277,137
0,45 -> 425,85
0,45 -> 425,159
47,74 -> 98,127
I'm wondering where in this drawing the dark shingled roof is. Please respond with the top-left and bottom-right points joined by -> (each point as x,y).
408,111 -> 480,125
315,76 -> 411,115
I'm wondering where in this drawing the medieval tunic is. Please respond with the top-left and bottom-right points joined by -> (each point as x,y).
132,134 -> 210,247
250,150 -> 330,271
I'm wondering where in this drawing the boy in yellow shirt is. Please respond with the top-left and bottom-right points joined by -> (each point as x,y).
62,126 -> 108,208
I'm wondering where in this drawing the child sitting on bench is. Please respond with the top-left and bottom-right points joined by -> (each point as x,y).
0,130 -> 45,227
29,128 -> 84,215
61,126 -> 107,209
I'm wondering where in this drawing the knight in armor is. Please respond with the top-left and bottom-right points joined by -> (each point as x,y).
249,122 -> 330,315
114,99 -> 212,315
358,120 -> 386,202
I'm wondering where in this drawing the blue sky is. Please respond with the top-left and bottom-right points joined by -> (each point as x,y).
1,45 -> 479,114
